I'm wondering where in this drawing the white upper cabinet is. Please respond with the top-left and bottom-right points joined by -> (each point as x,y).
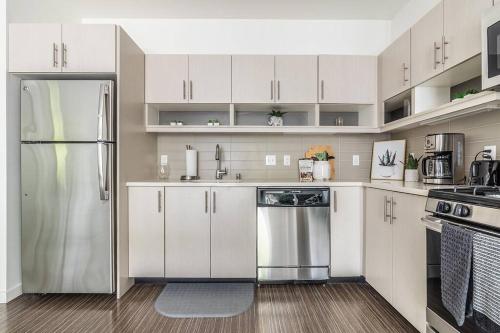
188,55 -> 232,103
9,24 -> 62,73
275,55 -> 318,103
61,24 -> 116,73
232,55 -> 275,103
145,55 -> 189,104
411,2 -> 444,86
9,24 -> 116,73
319,55 -> 377,104
443,0 -> 493,70
379,30 -> 411,101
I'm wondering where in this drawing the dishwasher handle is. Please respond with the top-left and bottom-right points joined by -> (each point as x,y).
257,188 -> 330,207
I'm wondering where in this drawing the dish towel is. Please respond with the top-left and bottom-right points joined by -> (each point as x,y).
441,223 -> 474,326
473,232 -> 500,330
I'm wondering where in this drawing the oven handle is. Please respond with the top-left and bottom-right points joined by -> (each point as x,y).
421,215 -> 442,233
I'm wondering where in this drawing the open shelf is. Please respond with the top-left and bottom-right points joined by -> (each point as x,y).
384,90 -> 412,124
234,104 -> 315,127
319,104 -> 376,127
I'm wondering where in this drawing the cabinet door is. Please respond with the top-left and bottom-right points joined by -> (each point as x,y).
61,24 -> 116,73
211,187 -> 257,278
365,188 -> 393,302
319,55 -> 377,104
443,0 -> 492,70
188,55 -> 232,103
330,187 -> 363,277
9,24 -> 62,73
164,187 -> 211,278
275,55 -> 318,103
128,187 -> 165,277
379,30 -> 411,101
145,55 -> 189,103
392,193 -> 427,333
232,55 -> 275,103
411,2 -> 444,86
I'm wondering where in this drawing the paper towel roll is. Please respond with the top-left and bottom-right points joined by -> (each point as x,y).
186,150 -> 198,177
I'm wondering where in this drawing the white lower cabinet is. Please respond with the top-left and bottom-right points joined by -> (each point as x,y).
330,187 -> 363,277
128,187 -> 165,277
365,188 -> 427,333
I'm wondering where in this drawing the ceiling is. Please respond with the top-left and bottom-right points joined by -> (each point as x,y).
9,0 -> 412,21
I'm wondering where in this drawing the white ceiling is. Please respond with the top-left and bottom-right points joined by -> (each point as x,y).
9,0 -> 412,21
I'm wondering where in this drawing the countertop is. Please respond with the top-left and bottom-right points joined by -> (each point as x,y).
126,179 -> 445,196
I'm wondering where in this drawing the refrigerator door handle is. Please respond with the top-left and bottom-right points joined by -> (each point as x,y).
98,143 -> 110,201
97,83 -> 113,142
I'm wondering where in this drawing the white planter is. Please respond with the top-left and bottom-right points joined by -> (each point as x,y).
268,116 -> 283,127
313,161 -> 331,181
405,169 -> 419,182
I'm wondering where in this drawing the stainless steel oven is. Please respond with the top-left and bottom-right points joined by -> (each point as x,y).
482,5 -> 500,89
257,188 -> 330,282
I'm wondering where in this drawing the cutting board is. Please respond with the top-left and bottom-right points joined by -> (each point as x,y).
305,145 -> 335,180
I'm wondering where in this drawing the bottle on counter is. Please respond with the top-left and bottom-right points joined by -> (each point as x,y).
159,155 -> 169,180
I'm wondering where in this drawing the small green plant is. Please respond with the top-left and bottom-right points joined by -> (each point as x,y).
378,150 -> 397,167
452,88 -> 480,100
313,151 -> 335,161
267,108 -> 287,118
401,153 -> 422,170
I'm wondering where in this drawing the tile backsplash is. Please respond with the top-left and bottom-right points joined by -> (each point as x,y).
157,133 -> 389,181
391,110 -> 500,178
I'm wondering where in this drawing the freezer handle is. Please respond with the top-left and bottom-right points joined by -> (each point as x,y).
98,143 -> 110,201
97,83 -> 113,141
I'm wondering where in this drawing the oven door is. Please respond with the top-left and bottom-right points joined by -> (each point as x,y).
482,6 -> 500,89
422,215 -> 500,333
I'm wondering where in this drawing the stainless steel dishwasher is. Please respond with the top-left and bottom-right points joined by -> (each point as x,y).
257,188 -> 330,282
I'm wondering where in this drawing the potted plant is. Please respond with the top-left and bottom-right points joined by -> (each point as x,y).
311,151 -> 335,181
267,108 -> 287,127
402,153 -> 422,182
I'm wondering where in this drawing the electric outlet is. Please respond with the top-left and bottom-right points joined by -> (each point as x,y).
266,155 -> 276,166
283,155 -> 291,166
485,145 -> 497,160
352,155 -> 360,166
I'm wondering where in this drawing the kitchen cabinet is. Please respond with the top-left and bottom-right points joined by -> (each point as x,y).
330,187 -> 363,277
61,24 -> 116,73
9,24 -> 116,73
188,55 -> 232,103
145,55 -> 189,103
164,187 -> 211,278
379,30 -> 411,101
232,55 -> 275,103
275,55 -> 318,103
365,188 -> 394,302
128,187 -> 165,277
443,0 -> 492,70
319,55 -> 377,104
411,2 -> 444,86
210,187 -> 257,278
9,24 -> 62,73
365,189 -> 427,332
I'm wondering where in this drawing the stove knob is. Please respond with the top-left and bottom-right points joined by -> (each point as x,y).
454,204 -> 471,218
437,201 -> 452,214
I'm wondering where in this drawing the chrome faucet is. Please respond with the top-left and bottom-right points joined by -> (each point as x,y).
215,144 -> 228,180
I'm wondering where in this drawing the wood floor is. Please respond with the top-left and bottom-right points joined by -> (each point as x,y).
0,283 -> 417,333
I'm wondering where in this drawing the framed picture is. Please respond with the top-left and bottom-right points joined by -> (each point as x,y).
371,140 -> 406,180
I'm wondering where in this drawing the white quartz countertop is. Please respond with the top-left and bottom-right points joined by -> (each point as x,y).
126,179 -> 445,196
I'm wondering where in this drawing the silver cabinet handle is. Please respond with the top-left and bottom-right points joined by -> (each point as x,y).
205,191 -> 208,213
52,43 -> 58,68
390,197 -> 396,224
62,43 -> 68,68
270,80 -> 274,100
442,36 -> 449,65
277,80 -> 280,100
433,42 -> 441,70
383,196 -> 388,222
384,196 -> 392,222
213,191 -> 216,214
493,0 -> 495,7
189,80 -> 193,100
158,190 -> 162,213
183,80 -> 186,100
333,190 -> 337,213
321,80 -> 324,100
402,63 -> 409,85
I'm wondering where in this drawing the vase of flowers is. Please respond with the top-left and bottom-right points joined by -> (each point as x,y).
267,108 -> 286,127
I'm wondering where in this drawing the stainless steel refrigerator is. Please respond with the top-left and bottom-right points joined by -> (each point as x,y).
21,80 -> 115,293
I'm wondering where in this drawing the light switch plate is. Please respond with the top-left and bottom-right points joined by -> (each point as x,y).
266,155 -> 276,166
485,145 -> 497,160
352,155 -> 360,166
283,155 -> 291,166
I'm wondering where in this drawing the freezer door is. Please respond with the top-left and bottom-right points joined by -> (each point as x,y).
21,143 -> 114,293
21,80 -> 114,142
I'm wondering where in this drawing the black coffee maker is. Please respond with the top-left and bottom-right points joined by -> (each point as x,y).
469,150 -> 500,186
